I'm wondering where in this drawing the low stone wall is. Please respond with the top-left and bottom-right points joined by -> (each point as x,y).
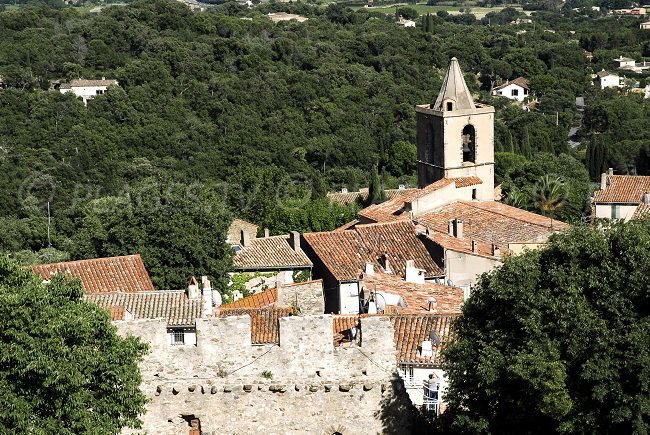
118,315 -> 406,435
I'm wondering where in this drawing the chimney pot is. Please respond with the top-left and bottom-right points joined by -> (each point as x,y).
264,228 -> 270,238
600,173 -> 607,190
492,243 -> 500,257
341,187 -> 348,194
644,192 -> 650,205
365,262 -> 375,275
472,240 -> 479,253
381,253 -> 392,274
608,167 -> 613,175
454,219 -> 464,239
187,276 -> 200,300
289,231 -> 300,252
448,220 -> 454,236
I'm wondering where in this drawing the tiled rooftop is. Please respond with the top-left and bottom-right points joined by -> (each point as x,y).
32,254 -> 155,294
219,288 -> 278,309
416,201 -> 567,245
362,273 -> 463,314
60,79 -> 118,89
233,235 -> 313,270
216,307 -> 293,344
391,314 -> 458,364
85,290 -> 201,326
358,177 -> 482,223
303,221 -> 443,281
633,203 -> 650,219
593,175 -> 650,204
327,187 -> 418,206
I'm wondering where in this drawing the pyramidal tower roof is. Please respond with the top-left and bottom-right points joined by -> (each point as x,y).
432,57 -> 476,111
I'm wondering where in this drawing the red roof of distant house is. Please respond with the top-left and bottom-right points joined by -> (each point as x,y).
233,235 -> 313,270
594,175 -> 650,204
219,288 -> 278,309
362,273 -> 463,314
303,221 -> 443,281
633,203 -> 650,219
494,77 -> 529,91
391,313 -> 458,364
216,307 -> 293,344
416,201 -> 567,245
32,254 -> 155,294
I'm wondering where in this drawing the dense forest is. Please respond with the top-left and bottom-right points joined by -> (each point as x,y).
0,0 -> 648,288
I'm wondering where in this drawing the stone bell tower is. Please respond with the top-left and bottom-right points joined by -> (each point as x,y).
415,57 -> 495,200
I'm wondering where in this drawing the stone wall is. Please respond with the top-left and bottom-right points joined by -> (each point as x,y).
277,279 -> 324,315
118,315 -> 409,435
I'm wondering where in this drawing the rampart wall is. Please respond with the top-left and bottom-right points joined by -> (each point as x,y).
118,315 -> 410,435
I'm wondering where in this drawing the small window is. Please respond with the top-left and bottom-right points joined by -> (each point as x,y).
96,89 -> 104,95
446,101 -> 453,111
472,188 -> 477,200
524,89 -> 529,95
511,89 -> 519,96
611,205 -> 621,219
172,329 -> 185,345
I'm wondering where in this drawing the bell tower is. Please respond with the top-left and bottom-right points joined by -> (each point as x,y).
415,57 -> 495,200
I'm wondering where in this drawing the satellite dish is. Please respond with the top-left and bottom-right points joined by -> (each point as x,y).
447,279 -> 454,287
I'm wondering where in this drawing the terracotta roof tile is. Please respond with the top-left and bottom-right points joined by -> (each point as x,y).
60,79 -> 118,89
424,229 -> 497,258
362,273 -> 463,314
358,177 -> 481,223
85,291 -> 201,326
219,288 -> 278,309
216,308 -> 293,344
594,175 -> 650,204
303,221 -> 443,281
391,314 -> 458,364
494,77 -> 529,91
233,235 -> 312,270
32,254 -> 155,294
416,201 -> 567,245
327,188 -> 418,206
633,203 -> 650,219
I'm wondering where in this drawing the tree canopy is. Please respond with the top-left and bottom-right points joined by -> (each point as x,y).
0,256 -> 148,433
440,222 -> 650,434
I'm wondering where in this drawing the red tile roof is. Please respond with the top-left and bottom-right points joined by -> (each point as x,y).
416,201 -> 567,245
32,254 -> 155,294
227,218 -> 259,244
355,221 -> 444,277
216,307 -> 293,344
85,290 -> 201,326
391,314 -> 458,364
233,235 -> 312,270
633,203 -> 650,219
303,221 -> 443,281
362,273 -> 463,314
358,177 -> 482,223
594,175 -> 650,204
219,288 -> 278,309
424,229 -> 497,258
494,77 -> 529,91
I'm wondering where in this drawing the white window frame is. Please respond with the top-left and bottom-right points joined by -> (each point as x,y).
171,329 -> 185,345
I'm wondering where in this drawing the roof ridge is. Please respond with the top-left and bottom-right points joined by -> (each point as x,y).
34,254 -> 142,268
458,201 -> 555,228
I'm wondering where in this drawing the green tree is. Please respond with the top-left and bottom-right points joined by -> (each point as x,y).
440,222 -> 650,433
366,163 -> 386,206
0,256 -> 148,433
71,179 -> 233,290
530,175 -> 567,222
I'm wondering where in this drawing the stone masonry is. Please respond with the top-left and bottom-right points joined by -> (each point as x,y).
117,315 -> 408,435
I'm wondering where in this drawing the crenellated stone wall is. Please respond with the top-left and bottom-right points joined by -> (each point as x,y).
118,315 -> 407,435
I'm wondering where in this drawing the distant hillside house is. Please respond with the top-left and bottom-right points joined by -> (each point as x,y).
492,77 -> 530,102
397,17 -> 416,28
594,70 -> 621,89
593,169 -> 650,221
641,21 -> 650,29
59,78 -> 118,105
266,12 -> 308,23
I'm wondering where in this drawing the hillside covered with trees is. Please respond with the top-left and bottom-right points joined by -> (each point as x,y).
0,0 -> 648,289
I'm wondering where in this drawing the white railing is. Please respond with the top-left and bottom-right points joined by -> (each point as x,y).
423,398 -> 439,415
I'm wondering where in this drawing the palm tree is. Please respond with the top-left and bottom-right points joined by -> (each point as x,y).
531,175 -> 567,227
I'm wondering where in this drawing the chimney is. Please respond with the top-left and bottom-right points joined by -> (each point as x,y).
471,240 -> 479,253
381,253 -> 392,274
264,228 -> 270,238
201,276 -> 213,317
289,231 -> 300,252
608,167 -> 613,175
421,340 -> 433,357
365,262 -> 375,276
492,244 -> 500,257
405,259 -> 425,284
341,187 -> 348,194
644,192 -> 650,205
240,229 -> 250,248
427,297 -> 437,312
448,219 -> 454,236
453,219 -> 464,239
600,173 -> 607,190
187,276 -> 200,300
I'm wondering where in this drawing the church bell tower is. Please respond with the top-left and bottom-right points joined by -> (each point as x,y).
415,57 -> 495,200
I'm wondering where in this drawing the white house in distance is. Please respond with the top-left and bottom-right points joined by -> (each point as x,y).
492,77 -> 530,102
59,78 -> 118,105
594,70 -> 621,89
593,169 -> 650,220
